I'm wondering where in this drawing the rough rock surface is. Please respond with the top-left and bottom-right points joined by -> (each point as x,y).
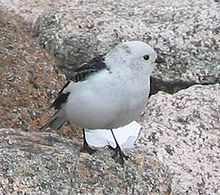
0,2 -> 220,195
0,0 -> 67,25
0,8 -> 171,195
139,84 -> 220,194
0,9 -> 80,139
0,128 -> 171,194
31,0 -> 220,93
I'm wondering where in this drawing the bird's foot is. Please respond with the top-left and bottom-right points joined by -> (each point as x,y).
111,145 -> 129,166
80,141 -> 97,155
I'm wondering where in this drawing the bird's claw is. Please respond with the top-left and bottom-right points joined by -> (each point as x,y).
81,141 -> 97,155
111,146 -> 129,166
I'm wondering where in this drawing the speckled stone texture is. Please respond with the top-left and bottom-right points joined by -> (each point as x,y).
139,84 -> 220,194
31,0 -> 220,93
0,128 -> 171,194
0,9 -> 80,139
0,0 -> 66,24
0,8 -> 171,194
0,1 -> 220,194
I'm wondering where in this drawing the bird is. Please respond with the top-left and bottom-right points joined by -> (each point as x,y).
41,40 -> 161,165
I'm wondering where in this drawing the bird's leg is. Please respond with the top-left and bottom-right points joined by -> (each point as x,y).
80,128 -> 97,154
110,129 -> 129,166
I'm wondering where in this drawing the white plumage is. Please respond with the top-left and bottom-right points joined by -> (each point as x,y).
56,41 -> 157,130
41,41 -> 158,165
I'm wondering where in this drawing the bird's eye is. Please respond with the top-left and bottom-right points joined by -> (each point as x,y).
143,55 -> 150,60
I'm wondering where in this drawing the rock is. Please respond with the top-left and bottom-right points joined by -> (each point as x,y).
0,10 -> 172,194
30,0 -> 220,93
0,9 -> 80,139
0,3 -> 219,194
139,84 -> 220,194
0,128 -> 171,194
0,0 -> 66,24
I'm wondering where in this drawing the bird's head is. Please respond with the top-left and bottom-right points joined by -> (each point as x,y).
106,41 -> 158,75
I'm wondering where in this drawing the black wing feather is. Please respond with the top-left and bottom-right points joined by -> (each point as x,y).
57,81 -> 70,95
71,55 -> 107,82
50,92 -> 70,110
51,55 -> 109,110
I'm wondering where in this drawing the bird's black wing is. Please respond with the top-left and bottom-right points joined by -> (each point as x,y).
50,81 -> 70,110
71,55 -> 108,82
50,55 -> 108,110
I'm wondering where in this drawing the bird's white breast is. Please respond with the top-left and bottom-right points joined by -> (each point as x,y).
64,68 -> 150,129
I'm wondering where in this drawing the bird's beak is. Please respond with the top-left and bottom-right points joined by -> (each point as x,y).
155,54 -> 166,64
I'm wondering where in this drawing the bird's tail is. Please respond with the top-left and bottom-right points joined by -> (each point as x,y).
40,110 -> 66,131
